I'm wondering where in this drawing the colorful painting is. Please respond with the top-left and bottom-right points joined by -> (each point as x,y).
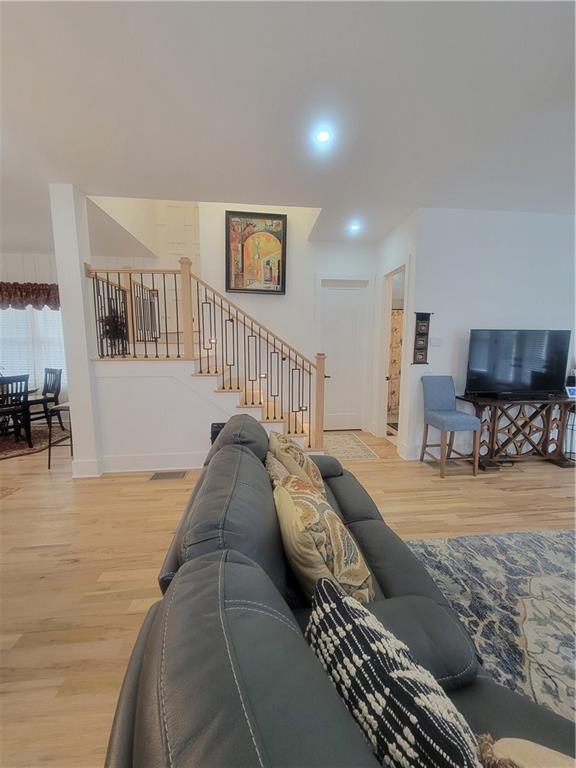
225,211 -> 287,294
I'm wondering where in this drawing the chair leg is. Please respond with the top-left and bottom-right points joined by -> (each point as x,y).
48,413 -> 52,469
473,429 -> 480,476
69,415 -> 73,457
57,410 -> 65,431
42,402 -> 50,427
12,414 -> 21,442
22,410 -> 33,448
440,431 -> 447,478
447,431 -> 455,459
419,423 -> 429,462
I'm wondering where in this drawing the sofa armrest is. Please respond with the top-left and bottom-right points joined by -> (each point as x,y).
310,454 -> 343,479
368,596 -> 479,691
105,602 -> 160,768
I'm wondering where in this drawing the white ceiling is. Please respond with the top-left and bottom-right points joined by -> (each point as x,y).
1,1 -> 573,253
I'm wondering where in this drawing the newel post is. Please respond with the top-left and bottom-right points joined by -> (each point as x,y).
179,257 -> 195,360
313,352 -> 326,450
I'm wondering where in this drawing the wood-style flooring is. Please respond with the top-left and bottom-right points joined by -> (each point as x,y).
1,433 -> 574,767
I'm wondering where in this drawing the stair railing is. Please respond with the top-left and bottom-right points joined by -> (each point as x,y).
84,259 -> 326,449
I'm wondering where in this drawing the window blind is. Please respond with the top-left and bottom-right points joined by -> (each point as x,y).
0,307 -> 67,390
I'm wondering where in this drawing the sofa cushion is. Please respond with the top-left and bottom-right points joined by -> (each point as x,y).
306,579 -> 480,768
274,475 -> 374,604
324,470 -> 382,523
269,432 -> 325,495
182,444 -> 289,598
347,519 -> 451,605
449,677 -> 575,758
310,454 -> 344,479
131,552 -> 379,768
367,596 -> 479,690
204,413 -> 269,465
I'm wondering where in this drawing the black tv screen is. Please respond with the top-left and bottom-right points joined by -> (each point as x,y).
465,329 -> 571,397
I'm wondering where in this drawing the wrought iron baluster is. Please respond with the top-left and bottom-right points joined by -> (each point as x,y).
151,274 -> 159,358
307,364 -> 312,447
140,274 -> 148,358
258,326 -> 263,405
287,348 -> 291,433
174,274 -> 181,358
196,280 -> 202,372
243,315 -> 247,405
280,344 -> 284,421
162,273 -> 169,358
220,297 -> 225,390
235,309 -> 240,390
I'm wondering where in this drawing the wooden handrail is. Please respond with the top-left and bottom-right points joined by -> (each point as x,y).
85,263 -> 179,276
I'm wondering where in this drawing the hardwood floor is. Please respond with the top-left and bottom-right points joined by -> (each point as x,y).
1,435 -> 574,767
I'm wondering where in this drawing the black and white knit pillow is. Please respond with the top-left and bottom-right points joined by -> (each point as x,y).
306,579 -> 480,768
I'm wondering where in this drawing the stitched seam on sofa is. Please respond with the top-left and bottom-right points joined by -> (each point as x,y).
218,551 -> 265,768
217,450 -> 244,551
225,599 -> 300,630
434,609 -> 478,684
225,606 -> 302,637
159,568 -> 183,768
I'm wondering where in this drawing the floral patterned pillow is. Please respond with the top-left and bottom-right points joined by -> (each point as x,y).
265,451 -> 290,487
269,432 -> 325,497
273,475 -> 374,604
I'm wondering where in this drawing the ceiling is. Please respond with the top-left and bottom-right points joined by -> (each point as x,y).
1,1 -> 573,253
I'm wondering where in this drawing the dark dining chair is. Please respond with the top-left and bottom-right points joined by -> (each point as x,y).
0,374 -> 32,447
29,368 -> 64,430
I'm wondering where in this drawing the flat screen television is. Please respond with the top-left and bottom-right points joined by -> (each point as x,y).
465,329 -> 571,398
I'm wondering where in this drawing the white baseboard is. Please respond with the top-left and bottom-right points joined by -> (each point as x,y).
101,451 -> 207,473
397,441 -> 419,461
72,458 -> 103,478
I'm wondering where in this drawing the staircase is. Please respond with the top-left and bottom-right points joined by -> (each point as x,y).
84,258 -> 326,449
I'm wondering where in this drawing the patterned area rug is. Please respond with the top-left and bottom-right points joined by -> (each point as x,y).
0,422 -> 70,460
407,530 -> 575,719
323,431 -> 378,460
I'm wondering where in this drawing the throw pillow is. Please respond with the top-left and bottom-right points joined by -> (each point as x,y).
274,476 -> 374,604
265,451 -> 290,487
269,432 -> 325,496
306,578 -> 480,768
478,735 -> 573,768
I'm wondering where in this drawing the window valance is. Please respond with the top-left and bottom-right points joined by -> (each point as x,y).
0,282 -> 60,311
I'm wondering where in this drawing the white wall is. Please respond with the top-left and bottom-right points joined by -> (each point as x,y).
90,197 -> 200,274
199,202 -> 379,428
0,252 -> 57,282
385,208 -> 575,459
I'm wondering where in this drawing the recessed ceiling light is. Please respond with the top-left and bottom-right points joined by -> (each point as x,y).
348,220 -> 363,234
311,124 -> 336,151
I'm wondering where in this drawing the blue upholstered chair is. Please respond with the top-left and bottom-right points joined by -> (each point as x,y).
420,376 -> 481,477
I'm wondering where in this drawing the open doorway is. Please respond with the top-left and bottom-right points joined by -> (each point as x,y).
385,268 -> 405,442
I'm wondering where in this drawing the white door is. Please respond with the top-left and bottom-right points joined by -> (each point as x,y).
319,279 -> 369,430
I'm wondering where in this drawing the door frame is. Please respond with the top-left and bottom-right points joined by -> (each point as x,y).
315,274 -> 373,431
377,265 -> 407,440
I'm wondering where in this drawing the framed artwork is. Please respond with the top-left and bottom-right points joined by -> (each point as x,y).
225,211 -> 287,294
413,312 -> 431,364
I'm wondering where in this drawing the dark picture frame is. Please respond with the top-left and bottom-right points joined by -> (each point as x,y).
413,312 -> 431,364
225,211 -> 287,294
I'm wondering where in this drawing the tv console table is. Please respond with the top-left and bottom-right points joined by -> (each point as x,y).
457,394 -> 575,470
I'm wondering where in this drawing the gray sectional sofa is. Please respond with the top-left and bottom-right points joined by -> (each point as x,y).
106,415 -> 575,768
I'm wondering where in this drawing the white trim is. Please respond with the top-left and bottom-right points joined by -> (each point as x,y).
101,451 -> 207,473
71,458 -> 102,478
